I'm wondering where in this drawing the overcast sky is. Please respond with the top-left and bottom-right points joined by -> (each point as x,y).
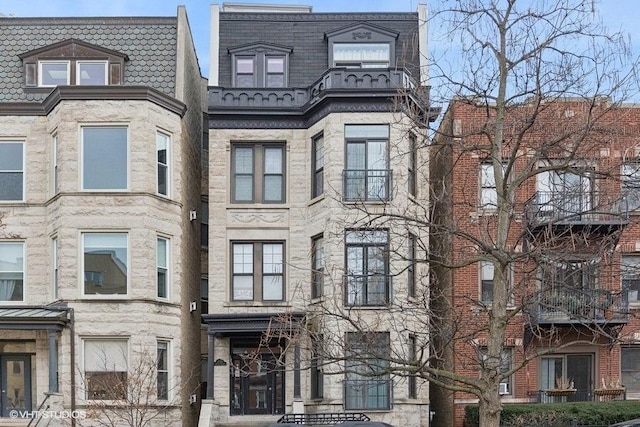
2,0 -> 638,82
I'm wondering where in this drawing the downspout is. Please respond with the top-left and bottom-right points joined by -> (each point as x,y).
69,307 -> 76,427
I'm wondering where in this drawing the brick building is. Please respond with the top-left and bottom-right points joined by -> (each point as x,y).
431,98 -> 640,426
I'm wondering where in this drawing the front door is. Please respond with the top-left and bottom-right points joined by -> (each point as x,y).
231,351 -> 284,415
0,355 -> 32,417
541,354 -> 593,402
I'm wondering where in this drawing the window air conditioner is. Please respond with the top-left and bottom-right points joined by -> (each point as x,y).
499,382 -> 509,395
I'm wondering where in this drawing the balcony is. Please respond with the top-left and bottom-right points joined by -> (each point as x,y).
344,274 -> 391,306
343,169 -> 392,202
528,287 -> 629,326
530,388 -> 626,403
525,191 -> 628,235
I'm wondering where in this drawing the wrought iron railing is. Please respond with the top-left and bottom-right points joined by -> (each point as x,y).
530,388 -> 626,403
344,274 -> 392,306
525,191 -> 628,227
277,412 -> 370,424
530,287 -> 629,325
343,169 -> 392,202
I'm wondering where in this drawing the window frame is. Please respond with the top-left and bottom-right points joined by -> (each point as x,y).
310,336 -> 324,399
156,340 -> 170,401
344,229 -> 390,306
312,133 -> 324,199
0,140 -> 25,202
622,346 -> 640,394
408,334 -> 417,399
344,332 -> 391,410
408,133 -> 417,197
38,60 -> 70,87
229,44 -> 292,88
201,199 -> 209,247
157,236 -> 169,299
52,236 -> 59,300
480,347 -> 513,396
332,42 -> 391,68
311,234 -> 324,299
52,133 -> 59,195
622,162 -> 640,213
0,241 -> 25,303
200,275 -> 209,315
83,338 -> 129,401
408,233 -> 417,298
81,125 -> 129,192
156,131 -> 170,197
81,232 -> 129,297
76,60 -> 109,86
231,143 -> 286,204
622,254 -> 640,304
344,124 -> 391,202
231,241 -> 285,302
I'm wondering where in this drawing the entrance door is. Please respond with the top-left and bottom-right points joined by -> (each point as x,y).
541,354 -> 593,402
0,355 -> 32,417
231,352 -> 284,415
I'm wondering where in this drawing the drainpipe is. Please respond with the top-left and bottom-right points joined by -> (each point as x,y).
69,307 -> 76,427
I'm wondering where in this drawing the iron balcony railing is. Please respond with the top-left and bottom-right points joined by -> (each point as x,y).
343,169 -> 393,202
530,287 -> 629,325
530,388 -> 626,403
344,379 -> 392,411
344,274 -> 392,306
525,191 -> 628,228
277,413 -> 370,425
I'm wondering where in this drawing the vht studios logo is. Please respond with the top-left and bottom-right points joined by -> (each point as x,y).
10,409 -> 87,419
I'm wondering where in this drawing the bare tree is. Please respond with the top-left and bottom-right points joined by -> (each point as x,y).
261,2 -> 640,427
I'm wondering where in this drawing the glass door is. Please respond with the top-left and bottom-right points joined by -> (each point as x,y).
230,348 -> 284,416
1,355 -> 32,417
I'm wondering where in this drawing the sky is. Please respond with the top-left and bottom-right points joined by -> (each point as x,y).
2,0 -> 639,83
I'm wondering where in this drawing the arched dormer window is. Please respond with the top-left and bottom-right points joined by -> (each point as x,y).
325,22 -> 399,69
19,38 -> 129,88
228,42 -> 293,88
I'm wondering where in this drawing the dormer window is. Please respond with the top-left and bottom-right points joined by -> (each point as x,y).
229,43 -> 292,88
326,22 -> 398,70
20,39 -> 128,88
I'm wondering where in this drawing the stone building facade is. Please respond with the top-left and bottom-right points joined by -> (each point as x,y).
200,3 -> 438,427
0,8 -> 204,426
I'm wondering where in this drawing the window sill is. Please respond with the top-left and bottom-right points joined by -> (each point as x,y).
225,301 -> 292,308
308,194 -> 325,207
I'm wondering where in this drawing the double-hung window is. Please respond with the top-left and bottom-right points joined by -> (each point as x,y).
622,254 -> 640,303
623,163 -> 640,212
345,230 -> 389,306
52,237 -> 59,299
232,242 -> 284,301
408,233 -> 417,298
231,44 -> 291,88
0,242 -> 24,302
312,133 -> 324,198
480,163 -> 498,209
480,347 -> 513,396
52,134 -> 59,194
345,332 -> 391,410
480,261 -> 494,303
235,57 -> 255,87
157,237 -> 169,299
83,233 -> 128,296
82,127 -> 128,191
310,337 -> 324,399
622,347 -> 640,393
408,134 -> 417,197
311,235 -> 324,299
0,141 -> 24,201
344,125 -> 390,201
157,132 -> 170,196
157,341 -> 169,401
84,339 -> 128,400
232,144 -> 285,203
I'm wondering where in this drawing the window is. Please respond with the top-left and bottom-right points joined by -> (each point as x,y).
408,134 -> 417,197
83,233 -> 128,295
157,341 -> 169,401
230,44 -> 291,88
333,43 -> 390,68
408,234 -> 417,298
622,255 -> 640,303
201,199 -> 208,247
310,337 -> 323,399
76,61 -> 108,85
408,335 -> 417,398
481,347 -> 513,396
536,165 -> 594,219
52,134 -> 59,194
52,237 -> 59,299
157,237 -> 169,299
84,339 -> 128,400
345,230 -> 390,306
480,261 -> 494,302
82,127 -> 128,190
232,242 -> 284,301
345,332 -> 390,410
201,276 -> 209,315
344,125 -> 390,201
0,141 -> 24,201
232,144 -> 285,203
623,163 -> 640,212
312,133 -> 324,198
0,242 -> 24,301
311,235 -> 324,299
622,347 -> 640,393
480,163 -> 498,209
157,132 -> 170,196
39,61 -> 70,86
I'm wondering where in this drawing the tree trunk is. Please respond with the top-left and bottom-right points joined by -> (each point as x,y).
478,385 -> 502,427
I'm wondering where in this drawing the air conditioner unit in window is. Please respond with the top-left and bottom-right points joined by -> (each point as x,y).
499,382 -> 509,395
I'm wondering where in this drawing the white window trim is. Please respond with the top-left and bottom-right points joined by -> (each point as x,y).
156,339 -> 171,401
38,60 -> 71,87
0,140 -> 25,203
156,236 -> 170,300
76,60 -> 109,85
0,241 -> 26,304
156,131 -> 171,197
80,231 -> 129,298
81,337 -> 130,402
79,124 -> 130,192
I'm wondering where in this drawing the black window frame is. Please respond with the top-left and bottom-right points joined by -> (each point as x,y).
312,132 -> 324,199
311,234 -> 324,299
229,43 -> 292,88
344,229 -> 390,306
344,124 -> 391,202
231,143 -> 286,204
231,241 -> 285,302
